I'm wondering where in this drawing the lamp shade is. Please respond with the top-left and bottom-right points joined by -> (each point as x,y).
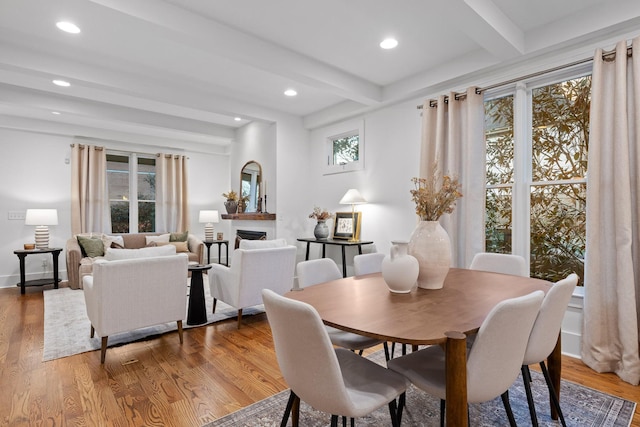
25,209 -> 58,226
339,189 -> 367,205
198,210 -> 219,224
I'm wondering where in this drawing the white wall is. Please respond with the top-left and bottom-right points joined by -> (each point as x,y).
0,128 -> 229,288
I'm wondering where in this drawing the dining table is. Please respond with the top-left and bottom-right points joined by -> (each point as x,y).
285,268 -> 556,427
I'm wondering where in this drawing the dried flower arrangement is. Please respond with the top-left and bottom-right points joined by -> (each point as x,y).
410,164 -> 463,221
309,206 -> 332,221
222,190 -> 238,201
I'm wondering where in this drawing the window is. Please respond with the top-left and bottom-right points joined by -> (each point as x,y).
323,120 -> 364,174
107,153 -> 156,233
484,73 -> 590,285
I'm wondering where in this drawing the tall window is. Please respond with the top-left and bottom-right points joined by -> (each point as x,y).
107,153 -> 156,233
484,74 -> 591,285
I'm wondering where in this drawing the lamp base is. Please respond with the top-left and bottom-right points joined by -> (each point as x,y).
204,224 -> 214,241
34,225 -> 49,249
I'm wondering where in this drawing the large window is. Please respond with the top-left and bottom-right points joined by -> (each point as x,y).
107,153 -> 156,233
484,74 -> 590,285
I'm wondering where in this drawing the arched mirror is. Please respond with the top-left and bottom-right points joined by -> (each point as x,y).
240,160 -> 262,213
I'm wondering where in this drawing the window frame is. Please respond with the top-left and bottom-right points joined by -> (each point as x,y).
323,119 -> 365,175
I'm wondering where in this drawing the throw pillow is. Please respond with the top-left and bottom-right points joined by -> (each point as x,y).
157,241 -> 189,252
77,235 -> 105,258
145,233 -> 170,245
103,245 -> 176,261
169,231 -> 189,242
101,234 -> 125,252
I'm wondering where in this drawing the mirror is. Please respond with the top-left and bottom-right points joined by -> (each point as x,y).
240,160 -> 262,213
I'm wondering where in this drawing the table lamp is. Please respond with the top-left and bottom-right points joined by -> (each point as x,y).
199,210 -> 219,241
25,209 -> 58,249
339,189 -> 366,242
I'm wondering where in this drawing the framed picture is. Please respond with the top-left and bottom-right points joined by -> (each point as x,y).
333,212 -> 362,240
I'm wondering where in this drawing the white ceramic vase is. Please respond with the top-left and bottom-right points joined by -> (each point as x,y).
407,221 -> 451,289
381,241 -> 419,293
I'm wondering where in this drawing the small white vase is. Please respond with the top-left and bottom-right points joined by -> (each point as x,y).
408,221 -> 451,289
382,241 -> 419,293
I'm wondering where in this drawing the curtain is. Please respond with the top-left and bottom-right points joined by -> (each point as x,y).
582,38 -> 640,385
156,153 -> 189,232
70,143 -> 108,235
419,87 -> 486,268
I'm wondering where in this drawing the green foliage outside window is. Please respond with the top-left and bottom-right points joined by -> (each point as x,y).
485,76 -> 591,285
332,134 -> 359,165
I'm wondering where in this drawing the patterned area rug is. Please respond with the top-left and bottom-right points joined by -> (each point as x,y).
207,351 -> 636,427
43,284 -> 264,361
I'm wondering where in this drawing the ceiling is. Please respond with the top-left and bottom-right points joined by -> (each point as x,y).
1,0 -> 639,150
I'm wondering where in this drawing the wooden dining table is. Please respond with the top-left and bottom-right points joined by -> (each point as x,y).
285,268 -> 556,427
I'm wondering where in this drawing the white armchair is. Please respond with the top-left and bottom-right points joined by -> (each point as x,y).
209,238 -> 297,328
82,254 -> 189,363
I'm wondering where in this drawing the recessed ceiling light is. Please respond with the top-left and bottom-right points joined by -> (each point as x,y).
51,111 -> 61,115
234,117 -> 242,121
284,89 -> 297,97
52,79 -> 70,87
380,38 -> 398,49
56,21 -> 81,34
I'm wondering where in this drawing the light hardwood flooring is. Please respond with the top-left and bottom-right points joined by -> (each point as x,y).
0,285 -> 638,426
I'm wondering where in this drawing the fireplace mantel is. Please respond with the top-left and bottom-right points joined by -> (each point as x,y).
221,213 -> 276,221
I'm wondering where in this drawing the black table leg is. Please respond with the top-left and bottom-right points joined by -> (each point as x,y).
305,242 -> 311,260
52,251 -> 59,289
341,246 -> 347,277
187,270 -> 208,325
18,254 -> 26,294
225,242 -> 229,266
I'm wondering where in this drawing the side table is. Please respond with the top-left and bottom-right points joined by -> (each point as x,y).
14,247 -> 62,294
203,240 -> 229,265
297,238 -> 374,277
187,264 -> 212,325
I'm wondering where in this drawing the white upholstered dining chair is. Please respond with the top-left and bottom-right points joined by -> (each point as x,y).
262,289 -> 408,426
521,273 -> 578,427
208,238 -> 297,328
469,252 -> 528,277
353,252 -> 385,276
388,290 -> 544,426
296,258 -> 389,359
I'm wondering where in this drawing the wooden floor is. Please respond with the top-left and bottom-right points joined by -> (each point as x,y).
0,285 -> 638,427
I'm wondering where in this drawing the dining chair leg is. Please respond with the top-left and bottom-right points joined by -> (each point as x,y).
236,308 -> 243,329
212,297 -> 217,313
521,366 -> 539,427
439,399 -> 445,427
540,361 -> 567,427
342,415 -> 346,426
501,391 -> 517,427
330,414 -> 338,427
387,398 -> 400,427
280,390 -> 296,427
358,349 -> 364,356
396,392 -> 405,425
383,342 -> 390,361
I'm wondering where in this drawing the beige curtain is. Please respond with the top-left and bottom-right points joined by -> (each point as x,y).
70,143 -> 108,235
582,38 -> 640,385
156,153 -> 189,232
420,87 -> 486,268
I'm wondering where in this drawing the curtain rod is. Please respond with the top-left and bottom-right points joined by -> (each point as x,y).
417,45 -> 632,109
70,144 -> 104,150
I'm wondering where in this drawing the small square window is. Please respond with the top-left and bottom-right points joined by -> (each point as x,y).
324,120 -> 364,175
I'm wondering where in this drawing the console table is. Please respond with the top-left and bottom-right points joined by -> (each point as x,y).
14,247 -> 62,294
203,240 -> 229,265
297,238 -> 374,277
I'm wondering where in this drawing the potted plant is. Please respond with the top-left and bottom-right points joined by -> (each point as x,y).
309,206 -> 332,239
223,190 -> 239,214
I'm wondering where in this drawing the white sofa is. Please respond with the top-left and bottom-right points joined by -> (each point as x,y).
208,238 -> 297,328
83,254 -> 189,363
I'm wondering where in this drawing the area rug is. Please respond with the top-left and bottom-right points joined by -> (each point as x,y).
207,351 -> 636,427
43,284 -> 264,362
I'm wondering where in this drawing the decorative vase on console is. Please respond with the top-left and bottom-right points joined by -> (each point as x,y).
407,165 -> 462,290
313,220 -> 330,240
309,206 -> 332,240
381,241 -> 419,293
